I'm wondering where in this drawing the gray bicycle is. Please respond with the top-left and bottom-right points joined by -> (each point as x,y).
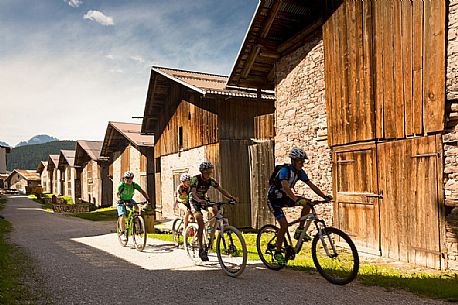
257,199 -> 359,285
183,200 -> 247,277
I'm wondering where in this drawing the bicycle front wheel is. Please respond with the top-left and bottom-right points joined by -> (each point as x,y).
311,227 -> 359,285
256,224 -> 286,270
183,223 -> 200,262
216,226 -> 247,277
116,217 -> 128,247
132,216 -> 147,252
172,218 -> 184,247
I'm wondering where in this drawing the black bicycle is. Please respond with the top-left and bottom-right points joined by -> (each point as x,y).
257,199 -> 359,285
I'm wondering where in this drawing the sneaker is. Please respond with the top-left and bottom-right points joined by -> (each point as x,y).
294,228 -> 311,241
120,231 -> 127,242
274,251 -> 286,265
199,248 -> 209,261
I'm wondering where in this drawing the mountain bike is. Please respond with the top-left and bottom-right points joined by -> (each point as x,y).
257,199 -> 359,285
183,200 -> 247,277
171,206 -> 195,247
116,201 -> 148,252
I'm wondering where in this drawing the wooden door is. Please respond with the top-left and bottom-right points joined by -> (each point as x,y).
377,135 -> 443,269
333,142 -> 381,255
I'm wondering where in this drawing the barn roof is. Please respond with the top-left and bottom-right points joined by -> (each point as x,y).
227,0 -> 324,90
74,140 -> 105,166
101,122 -> 153,157
47,155 -> 60,170
37,161 -> 48,174
7,170 -> 41,182
142,66 -> 274,134
59,150 -> 76,168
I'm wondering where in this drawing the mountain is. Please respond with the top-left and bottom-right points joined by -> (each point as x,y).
7,140 -> 76,171
0,141 -> 10,147
15,134 -> 59,147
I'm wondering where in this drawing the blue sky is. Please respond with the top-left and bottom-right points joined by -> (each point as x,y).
0,0 -> 257,146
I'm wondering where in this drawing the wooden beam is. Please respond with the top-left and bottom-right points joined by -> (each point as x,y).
277,18 -> 323,54
242,45 -> 261,78
261,0 -> 283,38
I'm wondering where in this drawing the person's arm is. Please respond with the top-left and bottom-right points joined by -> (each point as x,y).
138,188 -> 150,202
305,180 -> 329,199
281,180 -> 298,201
215,186 -> 236,201
191,187 -> 206,204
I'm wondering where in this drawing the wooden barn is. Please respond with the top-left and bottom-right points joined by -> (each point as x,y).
0,144 -> 10,189
100,122 -> 154,205
37,161 -> 50,193
74,140 -> 112,207
228,0 -> 458,270
47,155 -> 60,195
6,170 -> 41,194
141,66 -> 275,228
58,150 -> 76,199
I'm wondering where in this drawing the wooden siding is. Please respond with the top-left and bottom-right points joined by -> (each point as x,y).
254,114 -> 275,140
323,0 -> 446,146
120,145 -> 130,177
249,140 -> 276,229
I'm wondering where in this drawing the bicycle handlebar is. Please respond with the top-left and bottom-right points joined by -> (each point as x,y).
207,199 -> 237,207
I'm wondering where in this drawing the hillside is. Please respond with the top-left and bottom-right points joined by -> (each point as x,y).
15,134 -> 59,147
7,141 -> 76,171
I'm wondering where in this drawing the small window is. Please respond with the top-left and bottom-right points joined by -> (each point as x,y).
178,126 -> 183,148
188,112 -> 191,120
155,158 -> 161,173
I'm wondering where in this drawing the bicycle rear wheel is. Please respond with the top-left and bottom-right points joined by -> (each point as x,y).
256,224 -> 287,270
116,217 -> 128,247
183,223 -> 200,262
216,226 -> 247,277
172,217 -> 184,247
132,216 -> 147,252
311,227 -> 359,285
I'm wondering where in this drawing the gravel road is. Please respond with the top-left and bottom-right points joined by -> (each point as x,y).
1,195 -> 446,305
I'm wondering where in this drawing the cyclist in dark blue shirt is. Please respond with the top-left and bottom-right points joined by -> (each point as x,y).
268,147 -> 332,265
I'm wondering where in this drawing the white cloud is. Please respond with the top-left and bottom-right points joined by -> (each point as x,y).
65,0 -> 83,8
83,10 -> 114,26
129,55 -> 144,63
105,54 -> 114,60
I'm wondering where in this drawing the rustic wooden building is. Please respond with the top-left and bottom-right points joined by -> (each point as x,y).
74,140 -> 112,207
101,122 -> 154,205
0,144 -> 10,189
47,155 -> 60,195
141,66 -> 275,228
228,0 -> 458,270
6,170 -> 41,194
58,150 -> 76,200
37,161 -> 50,193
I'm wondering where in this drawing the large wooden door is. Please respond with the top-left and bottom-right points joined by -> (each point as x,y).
377,135 -> 444,269
333,143 -> 381,255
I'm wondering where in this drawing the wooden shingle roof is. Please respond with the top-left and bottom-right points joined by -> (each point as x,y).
101,122 -> 153,157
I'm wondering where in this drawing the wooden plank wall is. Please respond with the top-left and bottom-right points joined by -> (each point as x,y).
377,135 -> 442,268
254,114 -> 275,140
323,0 -> 446,146
249,140 -> 276,229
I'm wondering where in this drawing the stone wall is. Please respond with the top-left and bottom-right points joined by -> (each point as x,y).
160,146 -> 206,218
444,0 -> 458,271
274,31 -> 333,226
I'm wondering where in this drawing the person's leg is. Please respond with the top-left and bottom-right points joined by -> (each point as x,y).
194,212 -> 204,249
276,216 -> 288,252
117,203 -> 127,232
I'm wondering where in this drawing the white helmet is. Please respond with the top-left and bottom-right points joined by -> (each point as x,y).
123,171 -> 134,179
288,147 -> 308,160
199,161 -> 214,172
180,173 -> 191,182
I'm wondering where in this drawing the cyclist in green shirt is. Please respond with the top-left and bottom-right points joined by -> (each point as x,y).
117,171 -> 150,239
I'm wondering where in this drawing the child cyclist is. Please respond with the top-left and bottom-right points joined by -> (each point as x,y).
176,173 -> 192,229
268,148 -> 332,265
190,161 -> 237,261
117,171 -> 151,240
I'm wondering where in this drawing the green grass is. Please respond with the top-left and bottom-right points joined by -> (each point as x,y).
27,194 -> 53,213
70,207 -> 118,221
0,197 -> 50,304
150,231 -> 458,301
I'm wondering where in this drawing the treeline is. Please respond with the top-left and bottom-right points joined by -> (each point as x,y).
7,141 -> 76,171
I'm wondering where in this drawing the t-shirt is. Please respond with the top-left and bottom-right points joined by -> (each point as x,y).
277,164 -> 309,189
176,184 -> 191,203
118,181 -> 141,201
190,175 -> 219,200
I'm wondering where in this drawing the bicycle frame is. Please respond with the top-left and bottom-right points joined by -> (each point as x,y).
201,203 -> 231,251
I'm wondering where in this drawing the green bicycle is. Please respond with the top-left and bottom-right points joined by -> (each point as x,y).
116,201 -> 148,252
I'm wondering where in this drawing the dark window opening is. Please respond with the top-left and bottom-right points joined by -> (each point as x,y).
188,112 -> 191,120
178,126 -> 183,148
155,158 -> 161,173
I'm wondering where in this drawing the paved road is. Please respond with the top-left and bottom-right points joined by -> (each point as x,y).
2,195 -> 446,305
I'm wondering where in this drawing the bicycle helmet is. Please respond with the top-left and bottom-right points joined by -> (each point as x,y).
123,171 -> 134,179
199,161 -> 214,172
288,147 -> 308,160
180,173 -> 191,182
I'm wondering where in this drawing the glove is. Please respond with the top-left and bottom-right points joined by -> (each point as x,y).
323,195 -> 333,203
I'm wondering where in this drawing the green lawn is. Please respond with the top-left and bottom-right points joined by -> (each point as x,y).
70,207 -> 118,221
0,197 -> 50,304
28,194 -> 53,212
151,231 -> 458,301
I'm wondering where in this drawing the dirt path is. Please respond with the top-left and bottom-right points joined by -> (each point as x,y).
2,195 -> 446,305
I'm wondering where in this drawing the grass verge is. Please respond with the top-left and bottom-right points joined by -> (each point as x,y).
0,197 -> 51,304
150,231 -> 458,301
70,207 -> 118,221
28,194 -> 53,213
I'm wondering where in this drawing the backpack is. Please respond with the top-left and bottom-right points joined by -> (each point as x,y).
269,164 -> 290,188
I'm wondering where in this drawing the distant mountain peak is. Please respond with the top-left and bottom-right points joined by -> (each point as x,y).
0,141 -> 10,147
15,135 -> 59,147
